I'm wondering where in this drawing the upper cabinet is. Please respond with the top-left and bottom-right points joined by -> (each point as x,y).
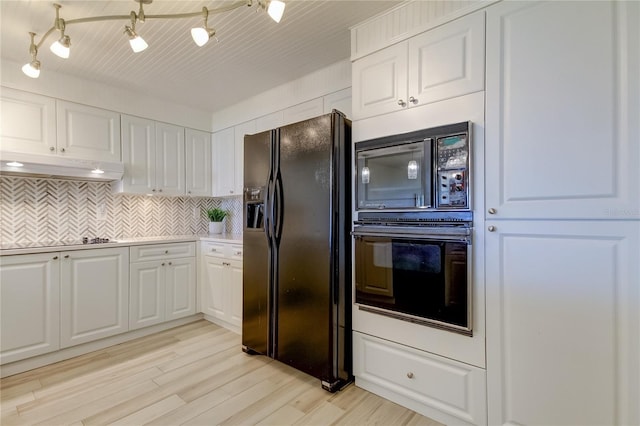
283,98 -> 324,125
352,12 -> 485,120
185,128 -> 212,197
117,115 -> 185,196
323,88 -> 352,118
56,101 -> 121,163
212,120 -> 255,197
485,0 -> 639,220
0,88 -> 120,163
0,87 -> 56,155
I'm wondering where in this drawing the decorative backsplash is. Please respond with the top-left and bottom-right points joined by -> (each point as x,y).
0,176 -> 243,246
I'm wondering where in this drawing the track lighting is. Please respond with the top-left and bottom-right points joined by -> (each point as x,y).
125,12 -> 148,53
22,32 -> 41,78
191,7 -> 217,47
21,0 -> 285,79
50,4 -> 71,59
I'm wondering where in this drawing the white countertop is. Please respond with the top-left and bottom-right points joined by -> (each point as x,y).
0,234 -> 243,256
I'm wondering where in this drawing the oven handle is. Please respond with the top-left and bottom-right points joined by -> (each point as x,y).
352,226 -> 472,244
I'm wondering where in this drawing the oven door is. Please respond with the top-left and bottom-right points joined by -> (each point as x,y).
353,225 -> 472,336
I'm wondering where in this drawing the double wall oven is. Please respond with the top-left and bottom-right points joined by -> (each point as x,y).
353,122 -> 473,336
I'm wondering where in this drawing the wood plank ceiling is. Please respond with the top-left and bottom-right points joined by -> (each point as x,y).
0,0 -> 400,113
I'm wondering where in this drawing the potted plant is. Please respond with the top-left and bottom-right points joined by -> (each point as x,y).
206,207 -> 228,234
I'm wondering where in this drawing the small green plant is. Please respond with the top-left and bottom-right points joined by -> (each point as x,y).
206,207 -> 228,222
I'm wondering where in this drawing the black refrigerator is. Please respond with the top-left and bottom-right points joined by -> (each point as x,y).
242,111 -> 352,392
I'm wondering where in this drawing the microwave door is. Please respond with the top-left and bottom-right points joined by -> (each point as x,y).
356,142 -> 428,210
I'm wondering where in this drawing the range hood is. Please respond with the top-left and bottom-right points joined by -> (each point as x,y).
0,152 -> 124,181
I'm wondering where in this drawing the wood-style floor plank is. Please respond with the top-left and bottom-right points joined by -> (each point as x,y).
0,320 -> 443,426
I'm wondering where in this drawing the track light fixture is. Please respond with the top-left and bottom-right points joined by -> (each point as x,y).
22,0 -> 286,79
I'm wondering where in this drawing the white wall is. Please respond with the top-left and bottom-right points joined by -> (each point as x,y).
211,59 -> 351,132
0,59 -> 212,132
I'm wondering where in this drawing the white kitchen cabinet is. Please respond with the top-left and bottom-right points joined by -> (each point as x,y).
352,11 -> 484,120
485,0 -> 639,220
234,120 -> 256,196
56,100 -> 121,163
485,220 -> 640,426
200,241 -> 243,333
59,247 -> 129,349
353,331 -> 487,426
185,128 -> 212,196
255,110 -> 284,133
212,120 -> 254,197
0,87 -> 56,156
117,115 -> 185,195
0,253 -> 60,364
129,242 -> 196,330
212,127 -> 235,197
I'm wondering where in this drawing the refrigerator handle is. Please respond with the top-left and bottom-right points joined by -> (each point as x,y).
273,171 -> 284,245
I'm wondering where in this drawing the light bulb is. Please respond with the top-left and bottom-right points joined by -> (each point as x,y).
267,0 -> 285,23
22,60 -> 40,78
129,35 -> 148,53
50,35 -> 71,58
191,27 -> 208,47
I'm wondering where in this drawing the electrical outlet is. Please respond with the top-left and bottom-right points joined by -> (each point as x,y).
96,203 -> 107,221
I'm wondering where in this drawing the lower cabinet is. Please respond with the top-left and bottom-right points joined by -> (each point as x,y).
129,243 -> 196,330
60,247 -> 129,348
200,241 -> 243,333
0,253 -> 60,364
353,331 -> 487,426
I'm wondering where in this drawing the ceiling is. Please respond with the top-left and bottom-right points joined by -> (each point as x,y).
0,0 -> 399,114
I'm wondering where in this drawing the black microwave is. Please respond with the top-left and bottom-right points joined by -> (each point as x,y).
355,121 -> 471,211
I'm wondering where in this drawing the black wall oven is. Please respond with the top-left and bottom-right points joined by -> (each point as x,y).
353,207 -> 473,335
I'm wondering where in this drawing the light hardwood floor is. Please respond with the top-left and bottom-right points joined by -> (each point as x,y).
0,320 -> 443,425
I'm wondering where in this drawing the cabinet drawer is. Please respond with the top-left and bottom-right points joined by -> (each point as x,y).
353,331 -> 486,425
229,245 -> 243,261
130,242 -> 195,262
201,242 -> 227,258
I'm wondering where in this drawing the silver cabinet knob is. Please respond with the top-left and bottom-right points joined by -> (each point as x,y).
397,99 -> 406,107
168,262 -> 172,265
488,225 -> 496,232
488,208 -> 497,214
407,372 -> 414,379
161,262 -> 165,266
49,146 -> 55,152
164,250 -> 169,254
64,255 -> 69,259
53,256 -> 59,260
188,190 -> 191,194
60,148 -> 66,153
152,189 -> 157,192
230,190 -> 234,194
211,248 -> 217,252
158,189 -> 163,193
408,96 -> 418,104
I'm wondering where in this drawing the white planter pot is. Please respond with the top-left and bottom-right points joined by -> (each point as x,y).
208,221 -> 224,234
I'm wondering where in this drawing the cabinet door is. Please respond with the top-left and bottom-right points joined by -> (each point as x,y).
165,257 -> 196,321
485,220 -> 640,426
60,248 -> 129,348
228,259 -> 243,328
201,256 -> 226,319
212,127 -> 236,197
352,42 -> 408,120
0,87 -> 56,155
56,100 -> 121,162
234,120 -> 256,196
408,11 -> 484,106
0,253 -> 60,364
121,115 -> 156,194
283,98 -> 324,126
155,122 -> 185,196
129,260 -> 164,330
485,0 -> 639,219
185,128 -> 212,197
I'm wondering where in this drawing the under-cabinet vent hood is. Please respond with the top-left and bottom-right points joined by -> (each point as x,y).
0,152 -> 124,181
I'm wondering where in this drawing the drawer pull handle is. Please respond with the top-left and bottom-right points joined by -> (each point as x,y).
234,251 -> 242,255
407,372 -> 414,379
211,249 -> 217,252
53,256 -> 59,260
64,255 -> 70,259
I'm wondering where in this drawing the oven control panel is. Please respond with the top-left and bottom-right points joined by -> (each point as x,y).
436,134 -> 469,208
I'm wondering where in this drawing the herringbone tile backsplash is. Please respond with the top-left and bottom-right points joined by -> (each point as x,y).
0,176 -> 243,246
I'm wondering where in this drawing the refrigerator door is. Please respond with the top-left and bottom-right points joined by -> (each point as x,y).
274,114 -> 337,381
242,130 -> 272,356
